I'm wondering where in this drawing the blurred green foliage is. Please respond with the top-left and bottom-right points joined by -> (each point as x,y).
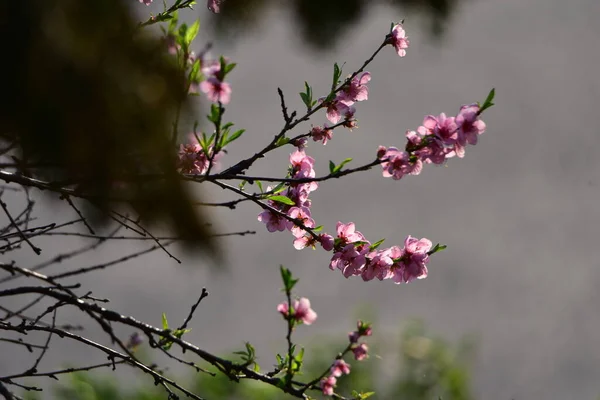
24,321 -> 475,400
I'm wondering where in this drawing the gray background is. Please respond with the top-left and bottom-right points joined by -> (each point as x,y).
2,0 -> 600,398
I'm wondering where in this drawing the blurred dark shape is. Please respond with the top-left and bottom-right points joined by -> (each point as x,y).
0,0 -> 218,258
212,0 -> 459,50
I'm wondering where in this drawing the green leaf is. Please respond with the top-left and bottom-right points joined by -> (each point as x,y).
300,81 -> 313,109
185,20 -> 200,45
173,328 -> 191,339
266,195 -> 295,206
370,238 -> 385,251
189,58 -> 201,82
295,347 -> 304,362
256,180 -> 264,193
239,180 -> 247,190
352,391 -> 376,399
177,23 -> 188,42
161,313 -> 169,330
429,243 -> 447,254
224,63 -> 237,75
223,129 -> 245,146
329,160 -> 335,174
168,11 -> 179,33
478,88 -> 495,114
275,136 -> 290,147
208,104 -> 220,124
271,182 -> 286,194
332,158 -> 353,174
299,92 -> 310,108
280,266 -> 299,292
312,225 -> 323,232
333,62 -> 342,88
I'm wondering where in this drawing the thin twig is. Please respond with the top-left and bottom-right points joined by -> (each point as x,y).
0,193 -> 41,255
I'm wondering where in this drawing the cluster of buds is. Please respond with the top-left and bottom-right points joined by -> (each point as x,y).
320,320 -> 373,395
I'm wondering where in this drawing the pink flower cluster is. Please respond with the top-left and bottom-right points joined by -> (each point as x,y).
276,297 -> 317,325
330,222 -> 432,284
177,135 -> 222,175
378,103 -> 487,180
257,152 -> 432,284
258,150 -> 334,250
321,321 -> 372,396
318,71 -> 371,126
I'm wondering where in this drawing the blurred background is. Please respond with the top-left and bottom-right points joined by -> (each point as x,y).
2,0 -> 600,398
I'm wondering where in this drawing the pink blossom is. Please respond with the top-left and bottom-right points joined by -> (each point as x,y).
139,0 -> 152,5
336,222 -> 365,244
456,103 -> 486,146
278,298 -> 317,325
200,77 -> 231,104
349,331 -> 360,344
287,206 -> 315,238
258,209 -> 288,232
320,98 -> 352,124
294,297 -> 318,325
207,0 -> 223,13
362,248 -> 394,281
311,126 -> 333,145
287,186 -> 312,207
319,234 -> 335,251
391,236 -> 432,284
338,72 -> 371,105
329,243 -> 369,278
290,150 -> 315,178
435,113 -> 458,143
379,147 -> 423,180
388,23 -> 410,57
331,359 -> 351,377
352,343 -> 369,361
293,235 -> 316,250
202,59 -> 221,77
177,137 -> 221,175
321,376 -> 337,396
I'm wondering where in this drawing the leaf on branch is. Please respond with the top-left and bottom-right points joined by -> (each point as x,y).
265,195 -> 295,206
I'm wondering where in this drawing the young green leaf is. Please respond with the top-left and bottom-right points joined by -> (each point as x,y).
168,11 -> 179,33
478,88 -> 495,114
185,20 -> 200,45
266,195 -> 295,206
280,266 -> 298,292
161,313 -> 169,330
333,62 -> 342,88
275,136 -> 290,147
223,129 -> 245,146
429,243 -> 447,254
271,182 -> 287,194
332,158 -> 353,174
256,180 -> 264,193
370,238 -> 385,251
